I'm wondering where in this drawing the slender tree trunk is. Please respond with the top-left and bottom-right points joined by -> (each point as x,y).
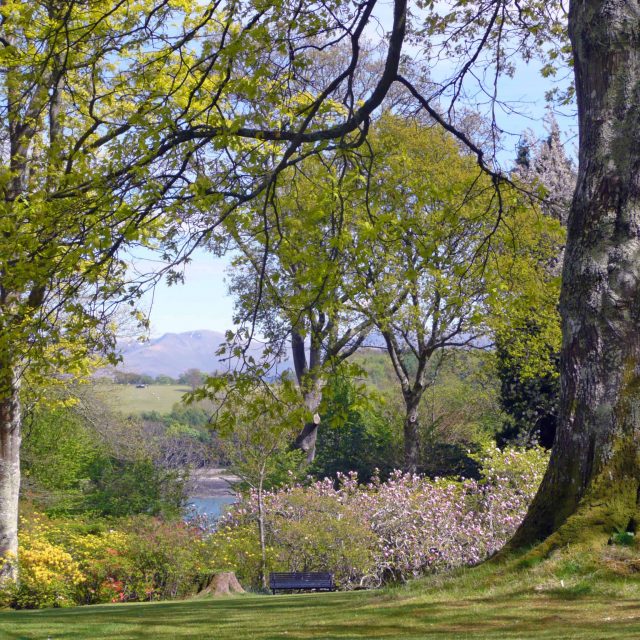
403,397 -> 421,474
290,328 -> 325,463
511,0 -> 640,549
257,475 -> 267,590
0,365 -> 21,581
293,382 -> 323,463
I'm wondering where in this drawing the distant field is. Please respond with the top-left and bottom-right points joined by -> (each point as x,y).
95,384 -> 193,415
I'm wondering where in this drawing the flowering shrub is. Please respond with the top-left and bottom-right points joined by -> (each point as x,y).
117,517 -> 217,601
1,514 -> 220,608
219,446 -> 548,588
2,533 -> 84,609
261,486 -> 377,586
3,446 -> 547,607
61,527 -> 134,604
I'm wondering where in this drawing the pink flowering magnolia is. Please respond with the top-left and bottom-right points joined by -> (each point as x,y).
219,446 -> 548,588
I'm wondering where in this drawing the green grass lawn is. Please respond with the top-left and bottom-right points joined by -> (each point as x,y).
2,559 -> 639,639
95,384 -> 192,415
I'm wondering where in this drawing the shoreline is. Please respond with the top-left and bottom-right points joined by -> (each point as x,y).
189,467 -> 239,499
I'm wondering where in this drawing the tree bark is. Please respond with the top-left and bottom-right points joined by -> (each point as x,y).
404,398 -> 421,475
257,475 -> 268,590
201,572 -> 245,596
511,0 -> 640,549
290,327 -> 324,463
0,367 -> 21,581
293,384 -> 323,463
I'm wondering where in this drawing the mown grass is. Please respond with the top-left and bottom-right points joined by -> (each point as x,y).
2,549 -> 640,640
95,383 -> 192,415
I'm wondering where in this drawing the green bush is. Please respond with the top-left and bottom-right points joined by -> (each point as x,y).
611,530 -> 636,546
23,403 -> 189,519
22,406 -> 102,493
268,491 -> 377,588
116,517 -> 216,600
214,485 -> 378,590
312,376 -> 400,483
84,458 -> 185,518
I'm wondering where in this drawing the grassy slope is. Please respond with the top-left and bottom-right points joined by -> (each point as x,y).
2,556 -> 639,640
95,384 -> 192,415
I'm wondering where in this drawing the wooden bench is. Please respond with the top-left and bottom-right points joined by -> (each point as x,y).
269,572 -> 335,594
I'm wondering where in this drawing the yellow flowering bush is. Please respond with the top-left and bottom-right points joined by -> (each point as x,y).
1,512 -> 221,608
60,529 -> 134,604
5,526 -> 84,608
3,509 -> 234,608
216,489 -> 376,589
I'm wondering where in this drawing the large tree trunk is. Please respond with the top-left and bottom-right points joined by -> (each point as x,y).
0,367 -> 21,581
511,0 -> 640,549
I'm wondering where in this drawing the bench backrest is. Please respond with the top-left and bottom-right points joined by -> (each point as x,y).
269,572 -> 333,589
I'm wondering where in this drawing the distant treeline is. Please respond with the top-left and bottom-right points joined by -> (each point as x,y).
112,368 -> 207,387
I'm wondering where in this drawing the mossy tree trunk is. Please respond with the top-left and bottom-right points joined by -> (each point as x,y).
511,0 -> 640,550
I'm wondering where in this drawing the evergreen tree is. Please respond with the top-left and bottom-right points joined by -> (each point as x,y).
496,117 -> 574,449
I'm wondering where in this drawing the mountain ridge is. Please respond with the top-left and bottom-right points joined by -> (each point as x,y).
117,330 -> 290,377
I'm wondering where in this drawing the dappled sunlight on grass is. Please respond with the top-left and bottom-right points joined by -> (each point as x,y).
1,589 -> 639,639
2,551 -> 640,639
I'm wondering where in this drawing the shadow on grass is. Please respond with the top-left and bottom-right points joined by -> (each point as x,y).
2,585 -> 640,640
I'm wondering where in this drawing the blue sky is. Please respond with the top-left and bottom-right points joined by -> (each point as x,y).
144,9 -> 576,338
141,250 -> 234,337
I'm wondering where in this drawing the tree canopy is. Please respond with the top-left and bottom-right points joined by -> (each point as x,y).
2,0 -> 638,581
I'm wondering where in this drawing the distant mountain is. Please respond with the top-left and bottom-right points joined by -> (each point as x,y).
116,330 -> 291,378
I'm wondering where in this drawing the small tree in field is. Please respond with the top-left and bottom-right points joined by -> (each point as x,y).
194,375 -> 305,589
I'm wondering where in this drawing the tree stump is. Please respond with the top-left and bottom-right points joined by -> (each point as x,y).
201,572 -> 245,596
